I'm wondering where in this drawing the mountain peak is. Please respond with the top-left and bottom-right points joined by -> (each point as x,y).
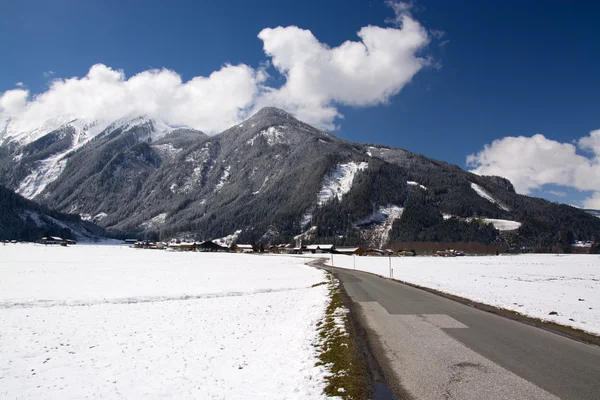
250,107 -> 296,121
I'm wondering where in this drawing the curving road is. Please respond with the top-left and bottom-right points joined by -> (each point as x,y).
334,267 -> 600,400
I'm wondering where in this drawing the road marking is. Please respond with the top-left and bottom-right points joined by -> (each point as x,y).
357,301 -> 557,399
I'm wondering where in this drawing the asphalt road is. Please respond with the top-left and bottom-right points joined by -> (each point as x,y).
335,267 -> 600,400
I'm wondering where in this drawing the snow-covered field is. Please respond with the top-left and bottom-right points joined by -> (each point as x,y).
0,244 -> 331,399
326,254 -> 600,335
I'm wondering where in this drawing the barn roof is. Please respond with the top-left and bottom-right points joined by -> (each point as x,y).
336,247 -> 361,252
306,244 -> 335,250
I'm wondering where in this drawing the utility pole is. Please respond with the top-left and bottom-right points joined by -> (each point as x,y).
389,254 -> 393,278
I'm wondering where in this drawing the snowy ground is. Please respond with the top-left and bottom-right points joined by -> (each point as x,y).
0,244 -> 332,399
325,254 -> 600,336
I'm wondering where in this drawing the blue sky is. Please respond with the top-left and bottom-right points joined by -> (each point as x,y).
1,0 -> 599,207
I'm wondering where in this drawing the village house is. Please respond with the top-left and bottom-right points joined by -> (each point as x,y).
334,247 -> 366,256
235,244 -> 254,253
268,244 -> 296,254
197,240 -> 228,252
178,242 -> 197,251
38,237 -> 76,245
134,241 -> 162,249
280,244 -> 304,254
306,244 -> 336,254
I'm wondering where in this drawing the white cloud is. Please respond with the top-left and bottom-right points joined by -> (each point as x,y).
0,88 -> 29,115
385,0 -> 415,23
1,64 -> 263,135
582,192 -> 600,209
15,82 -> 24,87
255,1 -> 430,128
467,130 -> 600,209
579,129 -> 600,156
255,12 -> 429,128
0,1 -> 432,135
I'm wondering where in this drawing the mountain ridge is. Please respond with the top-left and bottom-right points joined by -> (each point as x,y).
1,107 -> 598,250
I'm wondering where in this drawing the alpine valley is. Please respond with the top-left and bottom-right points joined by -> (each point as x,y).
1,107 -> 599,250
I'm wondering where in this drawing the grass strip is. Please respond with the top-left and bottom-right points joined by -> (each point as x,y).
315,274 -> 370,399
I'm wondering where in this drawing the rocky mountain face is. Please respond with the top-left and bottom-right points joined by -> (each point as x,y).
1,107 -> 599,250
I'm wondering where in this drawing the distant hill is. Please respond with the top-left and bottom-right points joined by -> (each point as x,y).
0,185 -> 107,242
1,107 -> 599,250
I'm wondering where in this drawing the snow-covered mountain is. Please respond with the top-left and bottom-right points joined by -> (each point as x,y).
0,115 -> 184,199
1,107 -> 598,249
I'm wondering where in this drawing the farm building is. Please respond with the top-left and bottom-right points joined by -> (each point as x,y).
235,244 -> 254,253
335,247 -> 366,256
306,244 -> 336,254
197,241 -> 228,252
134,241 -> 162,249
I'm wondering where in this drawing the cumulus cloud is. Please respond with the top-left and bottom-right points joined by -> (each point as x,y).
0,88 -> 29,116
579,129 -> 600,156
255,4 -> 430,128
467,130 -> 600,209
583,192 -> 600,209
1,64 -> 265,135
0,0 -> 432,134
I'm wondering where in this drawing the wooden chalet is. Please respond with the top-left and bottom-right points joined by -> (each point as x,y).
334,247 -> 366,256
235,244 -> 254,253
306,244 -> 336,253
197,240 -> 228,252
